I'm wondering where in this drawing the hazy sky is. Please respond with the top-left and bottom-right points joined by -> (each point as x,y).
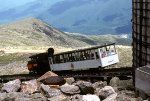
0,0 -> 37,10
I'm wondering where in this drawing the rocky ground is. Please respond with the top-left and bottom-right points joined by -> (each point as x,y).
0,62 -> 29,75
0,45 -> 145,101
0,71 -> 146,101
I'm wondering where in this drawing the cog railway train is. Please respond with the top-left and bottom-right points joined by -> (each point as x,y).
27,43 -> 119,74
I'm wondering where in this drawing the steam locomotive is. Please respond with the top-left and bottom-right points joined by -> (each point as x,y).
27,43 -> 119,74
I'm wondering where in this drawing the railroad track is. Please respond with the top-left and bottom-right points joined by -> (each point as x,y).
0,74 -> 41,83
56,67 -> 133,77
0,67 -> 133,83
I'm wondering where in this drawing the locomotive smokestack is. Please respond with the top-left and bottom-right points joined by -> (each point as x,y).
48,48 -> 54,57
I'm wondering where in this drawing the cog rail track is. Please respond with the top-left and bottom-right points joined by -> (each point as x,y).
0,67 -> 133,83
0,74 -> 40,83
56,67 -> 133,79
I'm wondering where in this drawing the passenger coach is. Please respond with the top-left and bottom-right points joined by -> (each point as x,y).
48,43 -> 119,71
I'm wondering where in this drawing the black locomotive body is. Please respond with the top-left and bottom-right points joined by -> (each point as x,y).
27,53 -> 50,74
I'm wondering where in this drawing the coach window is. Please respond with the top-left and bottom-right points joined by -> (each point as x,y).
78,52 -> 81,61
64,54 -> 69,62
78,51 -> 82,60
54,55 -> 59,63
58,55 -> 61,63
74,52 -> 77,61
56,55 -> 60,63
72,53 -> 76,61
100,48 -> 107,58
69,53 -> 73,61
67,54 -> 70,62
68,53 -> 72,62
90,50 -> 96,59
110,45 -> 116,55
94,49 -> 99,59
66,54 -> 69,62
60,54 -> 64,63
74,52 -> 78,61
88,50 -> 92,59
79,51 -> 83,60
82,51 -> 86,60
76,52 -> 79,61
71,53 -> 74,61
87,50 -> 90,59
85,50 -> 88,59
63,54 -> 66,62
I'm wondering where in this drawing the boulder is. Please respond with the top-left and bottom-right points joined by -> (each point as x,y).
21,79 -> 39,94
109,77 -> 119,87
103,93 -> 117,101
37,71 -> 65,85
15,97 -> 47,101
82,94 -> 100,101
66,94 -> 82,101
27,93 -> 47,101
76,81 -> 94,94
116,90 -> 142,101
60,84 -> 80,95
116,94 -> 143,101
44,76 -> 66,85
0,93 -> 7,101
97,86 -> 116,100
7,92 -> 29,97
37,71 -> 58,82
48,94 -> 67,101
40,84 -> 62,98
14,97 -> 32,101
5,92 -> 30,101
6,92 -> 47,101
65,77 -> 75,85
92,81 -> 107,89
30,93 -> 46,99
125,91 -> 135,97
1,79 -> 21,93
118,79 -> 133,88
109,77 -> 133,88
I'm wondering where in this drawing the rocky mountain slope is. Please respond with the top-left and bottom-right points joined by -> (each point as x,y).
0,18 -> 89,48
66,32 -> 131,45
